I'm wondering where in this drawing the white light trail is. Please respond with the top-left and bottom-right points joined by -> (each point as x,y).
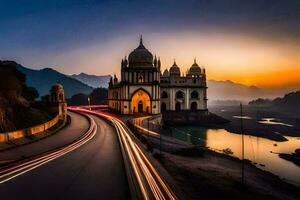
79,108 -> 177,200
0,114 -> 97,184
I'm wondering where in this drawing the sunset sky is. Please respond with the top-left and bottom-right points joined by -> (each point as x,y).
1,0 -> 299,89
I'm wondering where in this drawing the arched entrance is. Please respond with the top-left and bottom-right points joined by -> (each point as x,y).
131,89 -> 151,114
191,102 -> 197,111
161,102 -> 167,112
175,102 -> 181,111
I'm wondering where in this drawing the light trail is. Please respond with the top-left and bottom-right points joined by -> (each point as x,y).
132,119 -> 160,138
76,108 -> 177,200
68,105 -> 108,110
0,113 -> 97,184
0,105 -> 177,199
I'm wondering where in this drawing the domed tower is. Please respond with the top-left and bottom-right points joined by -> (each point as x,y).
188,58 -> 201,77
49,83 -> 67,118
169,60 -> 181,77
162,69 -> 169,77
108,36 -> 161,114
50,84 -> 65,103
128,36 -> 154,67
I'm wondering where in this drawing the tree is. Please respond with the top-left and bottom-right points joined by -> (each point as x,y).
22,86 -> 39,101
89,87 -> 108,105
41,94 -> 50,103
0,61 -> 26,99
67,93 -> 89,106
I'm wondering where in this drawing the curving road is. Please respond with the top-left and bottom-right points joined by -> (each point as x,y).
0,111 -> 90,162
0,112 -> 130,200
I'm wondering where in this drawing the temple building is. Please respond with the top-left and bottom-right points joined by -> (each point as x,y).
108,37 -> 208,115
160,59 -> 207,112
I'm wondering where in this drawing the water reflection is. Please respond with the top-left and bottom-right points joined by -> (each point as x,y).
233,116 -> 252,120
172,127 -> 300,185
259,118 -> 294,127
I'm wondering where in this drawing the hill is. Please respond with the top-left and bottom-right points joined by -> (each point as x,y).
14,63 -> 93,98
71,73 -> 111,88
67,75 -> 287,104
0,61 -> 52,132
206,80 -> 283,103
249,90 -> 300,108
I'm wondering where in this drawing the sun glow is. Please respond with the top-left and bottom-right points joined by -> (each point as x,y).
44,30 -> 300,89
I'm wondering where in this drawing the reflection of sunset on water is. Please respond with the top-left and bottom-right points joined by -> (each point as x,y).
206,129 -> 300,185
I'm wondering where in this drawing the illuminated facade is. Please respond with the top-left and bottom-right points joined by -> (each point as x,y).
108,37 -> 208,114
108,36 -> 160,114
160,59 -> 208,112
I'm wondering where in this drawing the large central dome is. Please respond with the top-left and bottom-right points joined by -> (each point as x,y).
128,36 -> 153,67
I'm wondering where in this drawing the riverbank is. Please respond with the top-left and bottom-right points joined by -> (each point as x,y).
160,148 -> 300,200
129,115 -> 300,199
279,148 -> 300,167
210,105 -> 300,142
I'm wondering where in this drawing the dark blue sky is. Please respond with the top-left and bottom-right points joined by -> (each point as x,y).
0,0 -> 299,79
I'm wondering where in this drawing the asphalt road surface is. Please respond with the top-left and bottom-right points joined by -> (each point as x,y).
0,112 -> 130,200
0,111 -> 90,162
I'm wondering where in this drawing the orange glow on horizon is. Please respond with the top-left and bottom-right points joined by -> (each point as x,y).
50,30 -> 300,89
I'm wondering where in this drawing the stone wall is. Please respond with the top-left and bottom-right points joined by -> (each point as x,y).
0,115 -> 60,143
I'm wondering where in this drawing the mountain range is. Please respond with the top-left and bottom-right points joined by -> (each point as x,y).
249,90 -> 300,108
207,80 -> 283,102
70,73 -> 290,103
4,61 -> 297,102
71,73 -> 111,88
15,63 -> 93,98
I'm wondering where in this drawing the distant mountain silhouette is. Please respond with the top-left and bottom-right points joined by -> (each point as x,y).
15,63 -> 93,98
5,61 -> 295,102
207,80 -> 285,103
71,73 -> 111,88
249,90 -> 300,108
67,74 -> 289,103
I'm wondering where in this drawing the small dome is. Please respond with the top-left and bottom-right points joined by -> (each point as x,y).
51,83 -> 64,92
189,59 -> 201,75
128,36 -> 153,67
162,69 -> 169,77
169,60 -> 180,76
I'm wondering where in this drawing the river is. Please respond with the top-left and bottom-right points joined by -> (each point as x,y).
172,126 -> 300,186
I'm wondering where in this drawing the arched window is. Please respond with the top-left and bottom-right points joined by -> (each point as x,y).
191,102 -> 197,111
175,102 -> 181,111
176,91 -> 184,99
191,91 -> 199,99
138,75 -> 144,83
161,91 -> 168,98
161,102 -> 167,112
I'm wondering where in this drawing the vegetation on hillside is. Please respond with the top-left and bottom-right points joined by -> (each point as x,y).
67,87 -> 108,106
0,61 -> 52,132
